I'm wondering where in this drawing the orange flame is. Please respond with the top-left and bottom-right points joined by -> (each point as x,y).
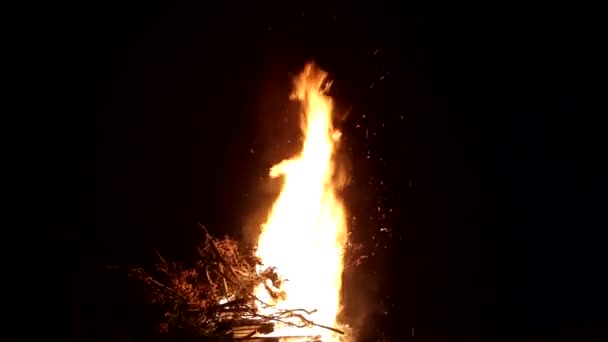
255,63 -> 348,341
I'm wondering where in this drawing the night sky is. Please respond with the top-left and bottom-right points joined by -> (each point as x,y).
7,1 -> 604,341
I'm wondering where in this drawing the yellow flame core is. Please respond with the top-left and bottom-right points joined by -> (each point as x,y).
255,63 -> 347,341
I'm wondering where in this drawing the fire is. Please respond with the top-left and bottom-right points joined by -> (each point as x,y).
255,63 -> 348,341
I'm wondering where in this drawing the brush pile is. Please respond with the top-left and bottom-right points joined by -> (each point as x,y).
129,225 -> 343,340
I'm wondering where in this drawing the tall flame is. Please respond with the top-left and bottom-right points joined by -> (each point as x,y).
255,63 -> 348,341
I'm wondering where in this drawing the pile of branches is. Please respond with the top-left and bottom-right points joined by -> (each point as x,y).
129,224 -> 343,340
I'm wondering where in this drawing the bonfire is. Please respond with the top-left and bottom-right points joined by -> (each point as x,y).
130,63 -> 361,341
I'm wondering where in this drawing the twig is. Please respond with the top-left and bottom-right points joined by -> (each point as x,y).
155,249 -> 169,270
205,266 -> 214,285
254,313 -> 344,335
250,298 -> 343,335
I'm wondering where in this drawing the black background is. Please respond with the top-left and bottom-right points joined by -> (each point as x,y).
7,1 -> 604,341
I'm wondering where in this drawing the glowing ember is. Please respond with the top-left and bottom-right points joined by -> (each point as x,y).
254,63 -> 348,342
